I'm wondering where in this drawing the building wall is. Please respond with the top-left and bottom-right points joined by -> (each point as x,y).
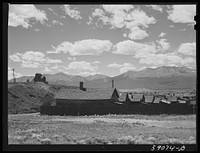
40,103 -> 194,116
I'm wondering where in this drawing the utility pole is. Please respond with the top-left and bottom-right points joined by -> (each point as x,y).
13,68 -> 16,83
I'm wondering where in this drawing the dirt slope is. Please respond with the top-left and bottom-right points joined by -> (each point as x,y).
8,82 -> 56,114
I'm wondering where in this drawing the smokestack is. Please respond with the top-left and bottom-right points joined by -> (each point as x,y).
112,79 -> 114,88
80,82 -> 86,91
80,82 -> 83,90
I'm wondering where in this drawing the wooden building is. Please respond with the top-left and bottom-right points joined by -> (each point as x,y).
55,86 -> 119,106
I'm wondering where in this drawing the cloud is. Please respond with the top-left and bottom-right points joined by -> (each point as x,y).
61,5 -> 82,20
138,53 -> 196,67
113,40 -> 195,68
93,61 -> 100,64
167,5 -> 196,24
90,5 -> 156,40
9,4 -> 48,28
68,57 -> 76,60
52,20 -> 63,26
8,67 -> 23,80
47,39 -> 113,56
107,63 -> 123,68
128,27 -> 149,40
67,61 -> 97,72
177,42 -> 196,56
146,5 -> 163,12
159,32 -> 166,37
9,51 -> 62,68
114,40 -> 157,56
108,62 -> 136,73
156,39 -> 171,51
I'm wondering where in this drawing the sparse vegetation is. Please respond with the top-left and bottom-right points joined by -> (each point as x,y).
8,113 -> 196,144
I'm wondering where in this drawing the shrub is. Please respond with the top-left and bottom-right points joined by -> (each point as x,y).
41,93 -> 55,106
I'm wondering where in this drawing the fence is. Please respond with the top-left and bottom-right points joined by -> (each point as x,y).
40,103 -> 195,116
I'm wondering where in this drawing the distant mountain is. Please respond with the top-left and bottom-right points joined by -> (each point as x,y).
8,66 -> 196,90
117,66 -> 196,79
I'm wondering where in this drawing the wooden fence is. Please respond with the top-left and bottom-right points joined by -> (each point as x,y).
40,103 -> 195,116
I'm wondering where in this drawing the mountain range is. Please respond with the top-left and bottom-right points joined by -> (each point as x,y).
9,66 -> 196,90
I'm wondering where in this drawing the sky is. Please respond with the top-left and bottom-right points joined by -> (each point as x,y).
8,4 -> 196,80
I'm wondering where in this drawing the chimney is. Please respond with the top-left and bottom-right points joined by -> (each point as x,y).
80,82 -> 83,90
112,79 -> 114,88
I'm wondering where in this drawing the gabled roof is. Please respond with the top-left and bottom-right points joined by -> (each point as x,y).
178,100 -> 187,104
153,97 -> 161,103
160,99 -> 171,104
166,96 -> 177,102
130,94 -> 144,102
55,87 -> 118,100
144,95 -> 155,103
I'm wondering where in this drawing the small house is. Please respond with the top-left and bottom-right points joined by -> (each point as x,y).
129,94 -> 144,104
144,95 -> 155,103
166,96 -> 178,103
153,97 -> 161,104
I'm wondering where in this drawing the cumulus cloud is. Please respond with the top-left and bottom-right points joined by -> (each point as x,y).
167,5 -> 196,24
108,62 -> 136,73
114,40 -> 157,56
90,5 -> 156,40
68,57 -> 76,61
9,51 -> 62,68
52,20 -> 63,26
61,5 -> 82,20
113,40 -> 195,68
93,61 -> 100,64
138,53 -> 195,67
156,39 -> 171,51
128,27 -> 149,40
47,39 -> 113,56
8,67 -> 23,80
146,5 -> 163,12
9,4 -> 48,28
159,32 -> 166,37
177,42 -> 196,56
67,61 -> 97,72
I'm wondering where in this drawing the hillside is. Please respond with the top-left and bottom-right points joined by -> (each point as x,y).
8,82 -> 55,114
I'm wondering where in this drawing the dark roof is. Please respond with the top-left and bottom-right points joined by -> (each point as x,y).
55,87 -> 118,100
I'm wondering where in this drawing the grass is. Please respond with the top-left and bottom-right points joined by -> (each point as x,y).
8,113 -> 196,144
